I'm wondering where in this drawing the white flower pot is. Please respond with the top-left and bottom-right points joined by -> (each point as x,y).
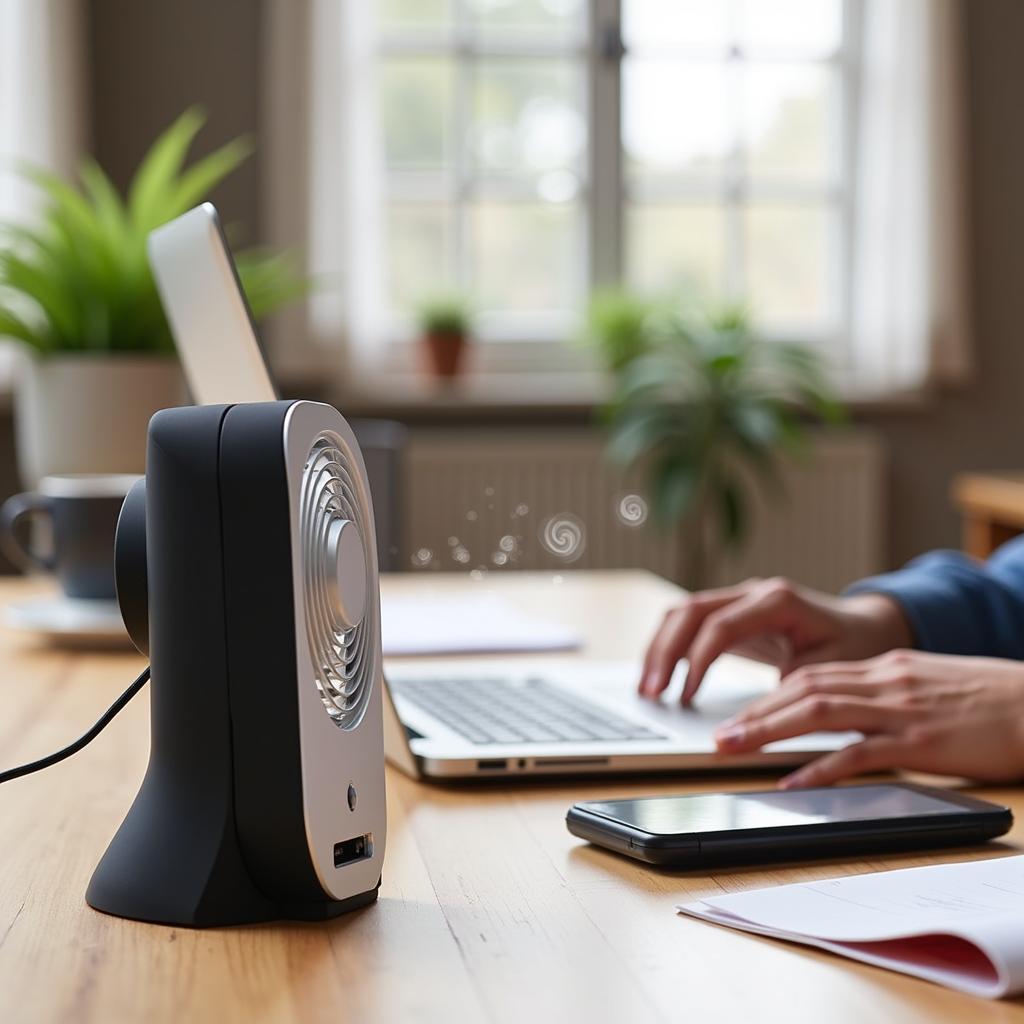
15,353 -> 187,486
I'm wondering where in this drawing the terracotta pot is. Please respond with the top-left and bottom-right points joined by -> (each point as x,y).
422,330 -> 467,378
15,352 -> 187,486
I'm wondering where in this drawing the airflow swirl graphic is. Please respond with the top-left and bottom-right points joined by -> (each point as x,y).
616,494 -> 648,527
539,513 -> 586,562
301,433 -> 375,729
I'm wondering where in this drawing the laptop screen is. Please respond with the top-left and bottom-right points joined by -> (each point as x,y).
147,203 -> 278,406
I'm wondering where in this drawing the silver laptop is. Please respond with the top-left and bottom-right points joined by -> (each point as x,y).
150,203 -> 853,781
382,656 -> 850,779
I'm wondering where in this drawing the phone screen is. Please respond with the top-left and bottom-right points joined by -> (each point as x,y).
583,785 -> 967,836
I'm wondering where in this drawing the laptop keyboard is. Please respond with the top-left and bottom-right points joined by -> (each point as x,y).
389,675 -> 667,746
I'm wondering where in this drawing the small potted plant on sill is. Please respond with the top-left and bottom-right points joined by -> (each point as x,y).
588,291 -> 844,588
0,107 -> 306,485
417,293 -> 472,379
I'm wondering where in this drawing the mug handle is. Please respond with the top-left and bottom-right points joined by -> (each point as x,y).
0,492 -> 55,573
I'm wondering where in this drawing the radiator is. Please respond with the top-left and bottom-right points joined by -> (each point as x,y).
400,429 -> 885,593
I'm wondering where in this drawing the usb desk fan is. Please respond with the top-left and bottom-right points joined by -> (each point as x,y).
86,206 -> 386,926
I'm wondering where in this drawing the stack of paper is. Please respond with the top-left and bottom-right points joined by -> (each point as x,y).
381,592 -> 581,657
678,856 -> 1024,999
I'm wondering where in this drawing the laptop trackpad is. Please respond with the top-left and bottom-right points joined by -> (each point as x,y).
582,654 -> 778,722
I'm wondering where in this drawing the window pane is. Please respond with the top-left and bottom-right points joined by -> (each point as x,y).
472,60 -> 585,181
623,0 -> 731,51
378,0 -> 454,33
738,0 -> 841,56
468,0 -> 585,40
743,64 -> 835,183
744,204 -> 834,329
626,204 -> 725,299
387,204 -> 454,313
623,60 -> 731,181
470,202 -> 579,314
380,58 -> 454,171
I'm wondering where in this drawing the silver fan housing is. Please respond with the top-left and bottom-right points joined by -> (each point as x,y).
283,399 -> 386,904
300,430 -> 377,730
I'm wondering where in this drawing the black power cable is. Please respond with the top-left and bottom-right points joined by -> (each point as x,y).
0,666 -> 150,785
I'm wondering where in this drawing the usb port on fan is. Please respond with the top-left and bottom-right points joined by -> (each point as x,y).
334,833 -> 373,867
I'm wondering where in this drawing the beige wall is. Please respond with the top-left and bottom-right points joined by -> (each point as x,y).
9,0 -> 1005,575
88,0 -> 264,242
863,1 -> 1024,566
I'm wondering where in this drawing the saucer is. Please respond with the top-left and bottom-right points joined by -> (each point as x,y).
4,596 -> 132,648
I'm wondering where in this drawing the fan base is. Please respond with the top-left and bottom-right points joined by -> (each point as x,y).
87,879 -> 381,929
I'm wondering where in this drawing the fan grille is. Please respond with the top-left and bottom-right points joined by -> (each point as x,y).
301,432 -> 375,729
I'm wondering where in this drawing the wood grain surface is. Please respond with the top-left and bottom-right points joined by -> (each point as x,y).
0,571 -> 1022,1023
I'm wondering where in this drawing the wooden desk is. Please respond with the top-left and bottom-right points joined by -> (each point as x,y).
1,570 -> 1022,1023
953,471 -> 1024,558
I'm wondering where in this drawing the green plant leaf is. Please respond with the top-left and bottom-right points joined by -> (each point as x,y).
776,413 -> 811,457
0,306 -> 48,348
20,165 -> 114,274
1,107 -> 307,354
810,391 -> 847,425
236,248 -> 310,321
650,457 -> 700,526
707,350 -> 742,375
127,107 -> 205,232
716,474 -> 747,547
598,295 -> 844,565
170,136 -> 254,216
607,405 -> 687,465
585,288 -> 654,370
729,399 -> 781,450
706,301 -> 751,334
79,159 -> 130,245
616,352 -> 698,405
416,291 -> 472,334
0,250 -> 79,342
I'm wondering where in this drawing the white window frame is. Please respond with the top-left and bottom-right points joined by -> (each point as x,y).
616,1 -> 862,361
359,0 -> 863,377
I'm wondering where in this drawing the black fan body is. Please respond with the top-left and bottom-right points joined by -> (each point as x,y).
86,400 -> 386,927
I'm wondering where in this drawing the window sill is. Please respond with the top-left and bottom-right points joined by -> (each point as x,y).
322,369 -> 606,422
312,368 -> 939,424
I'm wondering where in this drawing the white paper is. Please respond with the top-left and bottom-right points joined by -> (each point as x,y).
677,855 -> 1024,998
381,592 -> 581,657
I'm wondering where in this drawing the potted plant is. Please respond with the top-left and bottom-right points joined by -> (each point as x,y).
585,288 -> 654,372
417,293 -> 472,379
589,293 -> 843,587
0,108 -> 306,484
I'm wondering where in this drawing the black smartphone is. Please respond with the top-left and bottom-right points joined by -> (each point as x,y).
566,783 -> 1013,867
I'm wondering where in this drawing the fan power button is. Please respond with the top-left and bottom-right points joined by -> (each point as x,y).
326,519 -> 367,630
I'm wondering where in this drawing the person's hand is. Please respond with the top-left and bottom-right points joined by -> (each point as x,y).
639,577 -> 911,703
713,650 -> 1024,788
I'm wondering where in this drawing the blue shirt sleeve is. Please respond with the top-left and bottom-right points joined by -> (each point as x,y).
846,534 -> 1024,659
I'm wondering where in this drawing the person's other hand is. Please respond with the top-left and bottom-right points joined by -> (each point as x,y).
713,650 -> 1024,788
639,577 -> 911,703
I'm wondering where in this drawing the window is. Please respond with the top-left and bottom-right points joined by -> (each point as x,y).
367,0 -> 855,358
368,0 -> 856,356
372,0 -> 590,348
0,1 -> 84,386
620,0 -> 849,340
0,2 -> 84,224
273,1 -> 967,393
